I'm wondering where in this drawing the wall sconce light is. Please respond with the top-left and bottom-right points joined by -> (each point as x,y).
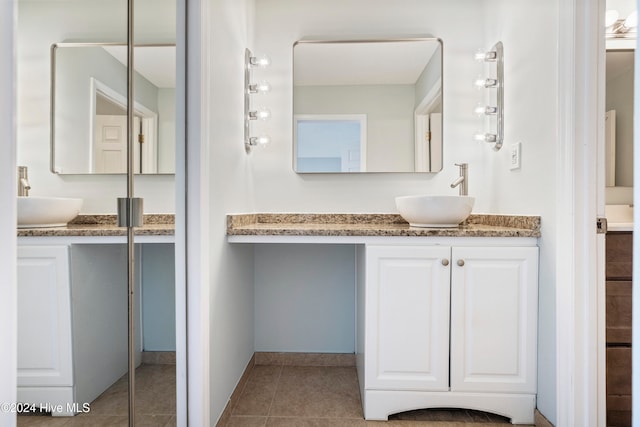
473,41 -> 503,151
607,10 -> 638,37
245,48 -> 272,153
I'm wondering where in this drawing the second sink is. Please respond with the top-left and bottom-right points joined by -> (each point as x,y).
18,196 -> 83,228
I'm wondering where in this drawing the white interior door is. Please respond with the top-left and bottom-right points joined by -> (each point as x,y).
94,115 -> 127,173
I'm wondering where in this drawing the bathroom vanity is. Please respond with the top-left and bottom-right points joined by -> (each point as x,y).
17,215 -> 174,416
227,213 -> 540,424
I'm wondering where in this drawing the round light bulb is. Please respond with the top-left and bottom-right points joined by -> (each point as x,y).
248,80 -> 272,95
474,132 -> 487,142
474,105 -> 497,116
473,132 -> 497,143
250,135 -> 271,146
250,54 -> 271,68
256,80 -> 271,93
474,50 -> 488,61
256,108 -> 271,120
249,107 -> 271,121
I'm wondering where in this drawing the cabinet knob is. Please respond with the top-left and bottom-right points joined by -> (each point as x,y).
442,259 -> 449,266
457,259 -> 465,267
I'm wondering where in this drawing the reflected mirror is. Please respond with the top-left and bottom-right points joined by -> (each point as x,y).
293,38 -> 443,173
51,43 -> 176,174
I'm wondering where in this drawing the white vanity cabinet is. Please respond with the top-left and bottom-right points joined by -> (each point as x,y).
17,245 -> 74,411
359,245 -> 451,391
357,243 -> 538,424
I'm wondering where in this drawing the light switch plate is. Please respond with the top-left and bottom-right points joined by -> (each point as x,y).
510,142 -> 521,170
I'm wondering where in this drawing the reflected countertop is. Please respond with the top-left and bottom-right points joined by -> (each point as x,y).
18,214 -> 174,237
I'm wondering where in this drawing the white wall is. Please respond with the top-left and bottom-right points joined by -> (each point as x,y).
17,0 -> 175,213
0,0 -> 17,425
482,0 -> 559,424
254,244 -> 355,352
204,0 -> 256,424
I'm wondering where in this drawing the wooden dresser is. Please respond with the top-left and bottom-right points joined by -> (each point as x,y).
606,231 -> 632,427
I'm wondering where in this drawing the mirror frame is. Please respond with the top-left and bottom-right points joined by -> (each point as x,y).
292,37 -> 443,174
50,42 -> 176,175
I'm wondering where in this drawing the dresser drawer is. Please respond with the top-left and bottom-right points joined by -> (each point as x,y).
606,281 -> 632,344
606,232 -> 632,280
607,347 -> 631,427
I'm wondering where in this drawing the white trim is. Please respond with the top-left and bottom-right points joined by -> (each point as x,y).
633,22 -> 640,427
0,0 -> 17,426
174,0 -> 187,424
557,0 -> 603,425
414,79 -> 441,172
88,77 -> 159,174
186,0 -> 211,423
415,78 -> 441,115
595,0 -> 607,424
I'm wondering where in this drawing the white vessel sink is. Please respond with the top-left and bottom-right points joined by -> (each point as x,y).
396,195 -> 475,228
17,196 -> 83,228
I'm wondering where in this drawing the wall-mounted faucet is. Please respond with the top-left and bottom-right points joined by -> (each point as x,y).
18,166 -> 31,197
450,163 -> 468,196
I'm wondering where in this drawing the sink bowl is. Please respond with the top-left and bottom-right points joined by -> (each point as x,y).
396,195 -> 475,228
17,196 -> 83,228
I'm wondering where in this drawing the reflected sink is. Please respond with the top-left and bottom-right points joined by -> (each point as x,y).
18,196 -> 83,228
396,195 -> 475,228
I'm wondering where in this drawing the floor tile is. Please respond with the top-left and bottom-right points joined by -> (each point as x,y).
233,365 -> 283,416
270,366 -> 363,419
266,417 -> 366,426
226,415 -> 268,427
17,416 -> 70,426
16,363 -> 176,426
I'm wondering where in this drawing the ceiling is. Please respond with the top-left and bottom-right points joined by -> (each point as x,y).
102,45 -> 176,88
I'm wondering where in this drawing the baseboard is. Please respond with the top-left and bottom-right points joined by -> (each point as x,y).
535,409 -> 555,427
141,351 -> 176,365
255,351 -> 355,366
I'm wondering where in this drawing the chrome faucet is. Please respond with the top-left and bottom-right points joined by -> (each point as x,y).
18,166 -> 31,197
450,163 -> 468,196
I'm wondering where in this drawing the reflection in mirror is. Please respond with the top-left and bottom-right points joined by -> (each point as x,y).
605,43 -> 634,188
51,43 -> 176,175
293,38 -> 443,173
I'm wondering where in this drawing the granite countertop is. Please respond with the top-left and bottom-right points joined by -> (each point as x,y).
18,214 -> 175,237
227,213 -> 541,238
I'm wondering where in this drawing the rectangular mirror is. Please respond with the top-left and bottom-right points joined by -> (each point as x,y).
293,38 -> 443,173
51,43 -> 176,175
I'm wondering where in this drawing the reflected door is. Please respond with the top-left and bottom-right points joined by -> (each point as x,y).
94,115 -> 127,173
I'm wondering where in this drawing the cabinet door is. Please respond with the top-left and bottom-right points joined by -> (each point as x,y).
17,246 -> 73,387
365,245 -> 451,391
450,246 -> 538,394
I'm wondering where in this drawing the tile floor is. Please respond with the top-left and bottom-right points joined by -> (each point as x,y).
17,364 -> 176,426
17,362 -> 536,426
224,364 -> 535,427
